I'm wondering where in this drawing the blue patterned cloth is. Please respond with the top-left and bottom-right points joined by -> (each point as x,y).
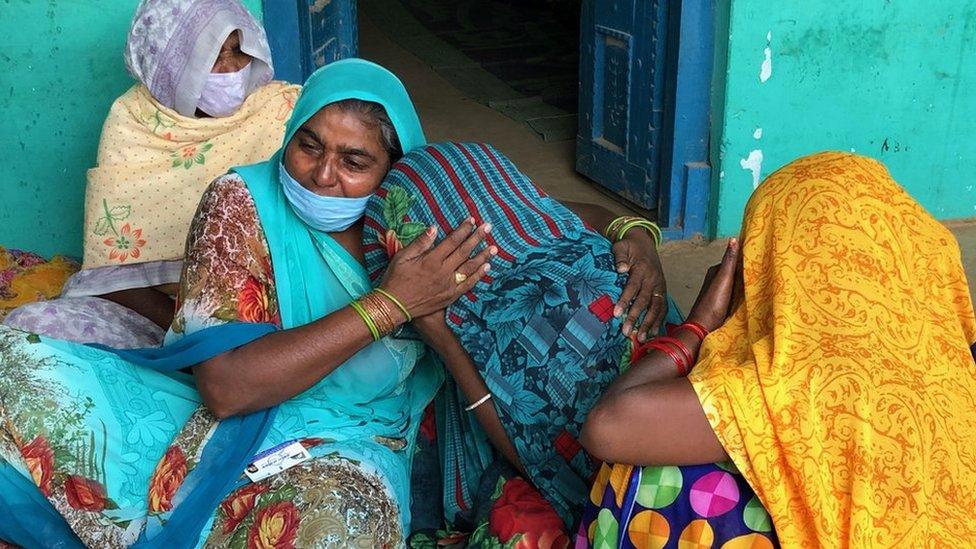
363,142 -> 682,529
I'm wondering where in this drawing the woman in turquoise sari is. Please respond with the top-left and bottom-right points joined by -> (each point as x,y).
0,59 -> 492,548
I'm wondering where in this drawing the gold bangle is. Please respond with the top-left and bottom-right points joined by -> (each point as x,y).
371,291 -> 401,338
361,291 -> 397,339
374,287 -> 412,322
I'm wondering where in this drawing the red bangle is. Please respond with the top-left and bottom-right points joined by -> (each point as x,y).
646,341 -> 688,376
668,322 -> 709,342
656,336 -> 694,368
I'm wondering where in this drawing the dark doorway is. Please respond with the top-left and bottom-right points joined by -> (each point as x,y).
361,0 -> 582,142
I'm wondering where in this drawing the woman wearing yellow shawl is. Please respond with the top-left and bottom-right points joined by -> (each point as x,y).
579,152 -> 976,547
3,0 -> 298,348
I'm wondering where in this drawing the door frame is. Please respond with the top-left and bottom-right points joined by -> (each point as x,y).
658,0 -> 715,240
262,0 -> 358,84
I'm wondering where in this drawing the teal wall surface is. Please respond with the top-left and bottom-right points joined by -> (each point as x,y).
0,0 -> 263,258
710,1 -> 976,237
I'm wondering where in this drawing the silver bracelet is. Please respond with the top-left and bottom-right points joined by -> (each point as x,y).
464,392 -> 493,412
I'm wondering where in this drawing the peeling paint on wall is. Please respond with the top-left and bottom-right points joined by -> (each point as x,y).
760,31 -> 773,83
712,1 -> 976,237
753,127 -> 763,139
740,149 -> 764,189
310,0 -> 332,14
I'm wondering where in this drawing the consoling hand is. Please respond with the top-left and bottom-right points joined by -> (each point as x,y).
380,218 -> 497,319
612,229 -> 668,341
687,238 -> 741,333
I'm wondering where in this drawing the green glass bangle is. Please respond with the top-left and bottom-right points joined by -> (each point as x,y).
604,216 -> 632,239
350,300 -> 380,341
374,287 -> 412,322
616,219 -> 662,247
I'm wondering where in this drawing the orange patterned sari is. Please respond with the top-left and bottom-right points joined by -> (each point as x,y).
689,152 -> 976,547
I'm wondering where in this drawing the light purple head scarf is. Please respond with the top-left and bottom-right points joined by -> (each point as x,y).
124,0 -> 275,117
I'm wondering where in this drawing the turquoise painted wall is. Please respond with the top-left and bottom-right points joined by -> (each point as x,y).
710,1 -> 976,237
0,0 -> 263,259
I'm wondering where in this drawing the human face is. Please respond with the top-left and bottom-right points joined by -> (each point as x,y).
282,103 -> 392,198
211,31 -> 251,73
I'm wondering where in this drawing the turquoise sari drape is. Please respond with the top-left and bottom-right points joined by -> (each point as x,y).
0,58 -> 437,548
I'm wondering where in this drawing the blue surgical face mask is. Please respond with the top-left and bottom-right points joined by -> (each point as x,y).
279,163 -> 371,232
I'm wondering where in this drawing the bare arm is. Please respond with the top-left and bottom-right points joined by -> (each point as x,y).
182,178 -> 493,418
581,239 -> 741,466
195,222 -> 492,418
194,305 -> 388,418
415,316 -> 525,474
582,377 -> 726,466
560,200 -> 617,234
580,327 -> 726,465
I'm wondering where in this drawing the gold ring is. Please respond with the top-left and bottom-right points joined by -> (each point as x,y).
454,272 -> 468,284
651,292 -> 665,299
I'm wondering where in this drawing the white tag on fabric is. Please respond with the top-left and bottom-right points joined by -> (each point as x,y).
243,440 -> 311,483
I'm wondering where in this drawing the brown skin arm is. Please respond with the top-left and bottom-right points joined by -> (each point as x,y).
195,305 -> 386,419
414,314 -> 526,474
581,239 -> 741,466
195,222 -> 493,419
100,287 -> 177,329
580,332 -> 727,466
560,200 -> 617,233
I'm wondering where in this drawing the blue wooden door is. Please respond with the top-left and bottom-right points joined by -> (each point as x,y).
263,0 -> 358,84
576,0 -> 672,211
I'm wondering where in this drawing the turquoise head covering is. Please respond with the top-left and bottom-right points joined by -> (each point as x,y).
279,57 -> 426,157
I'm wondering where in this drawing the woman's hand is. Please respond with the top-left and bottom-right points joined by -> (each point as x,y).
613,229 -> 668,341
380,219 -> 497,319
687,238 -> 741,333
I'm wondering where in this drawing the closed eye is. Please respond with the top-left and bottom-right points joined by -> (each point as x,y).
299,139 -> 321,155
343,156 -> 368,170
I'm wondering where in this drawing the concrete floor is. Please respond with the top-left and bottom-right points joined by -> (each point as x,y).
359,14 -> 976,313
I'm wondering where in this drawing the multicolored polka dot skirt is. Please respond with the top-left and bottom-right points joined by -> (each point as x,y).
576,461 -> 778,548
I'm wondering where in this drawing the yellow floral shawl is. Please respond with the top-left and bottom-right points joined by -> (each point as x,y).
82,82 -> 299,269
689,152 -> 976,547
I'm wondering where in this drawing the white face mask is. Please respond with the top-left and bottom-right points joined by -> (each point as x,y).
197,63 -> 252,117
279,163 -> 371,232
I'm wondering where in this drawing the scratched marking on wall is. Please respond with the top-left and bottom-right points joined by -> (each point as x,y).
880,137 -> 911,154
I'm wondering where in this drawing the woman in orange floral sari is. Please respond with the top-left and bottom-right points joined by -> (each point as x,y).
579,152 -> 976,547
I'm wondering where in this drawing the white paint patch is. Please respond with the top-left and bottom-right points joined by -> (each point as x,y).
753,128 -> 763,139
760,32 -> 773,83
310,0 -> 331,13
720,170 -> 726,179
740,150 -> 765,189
